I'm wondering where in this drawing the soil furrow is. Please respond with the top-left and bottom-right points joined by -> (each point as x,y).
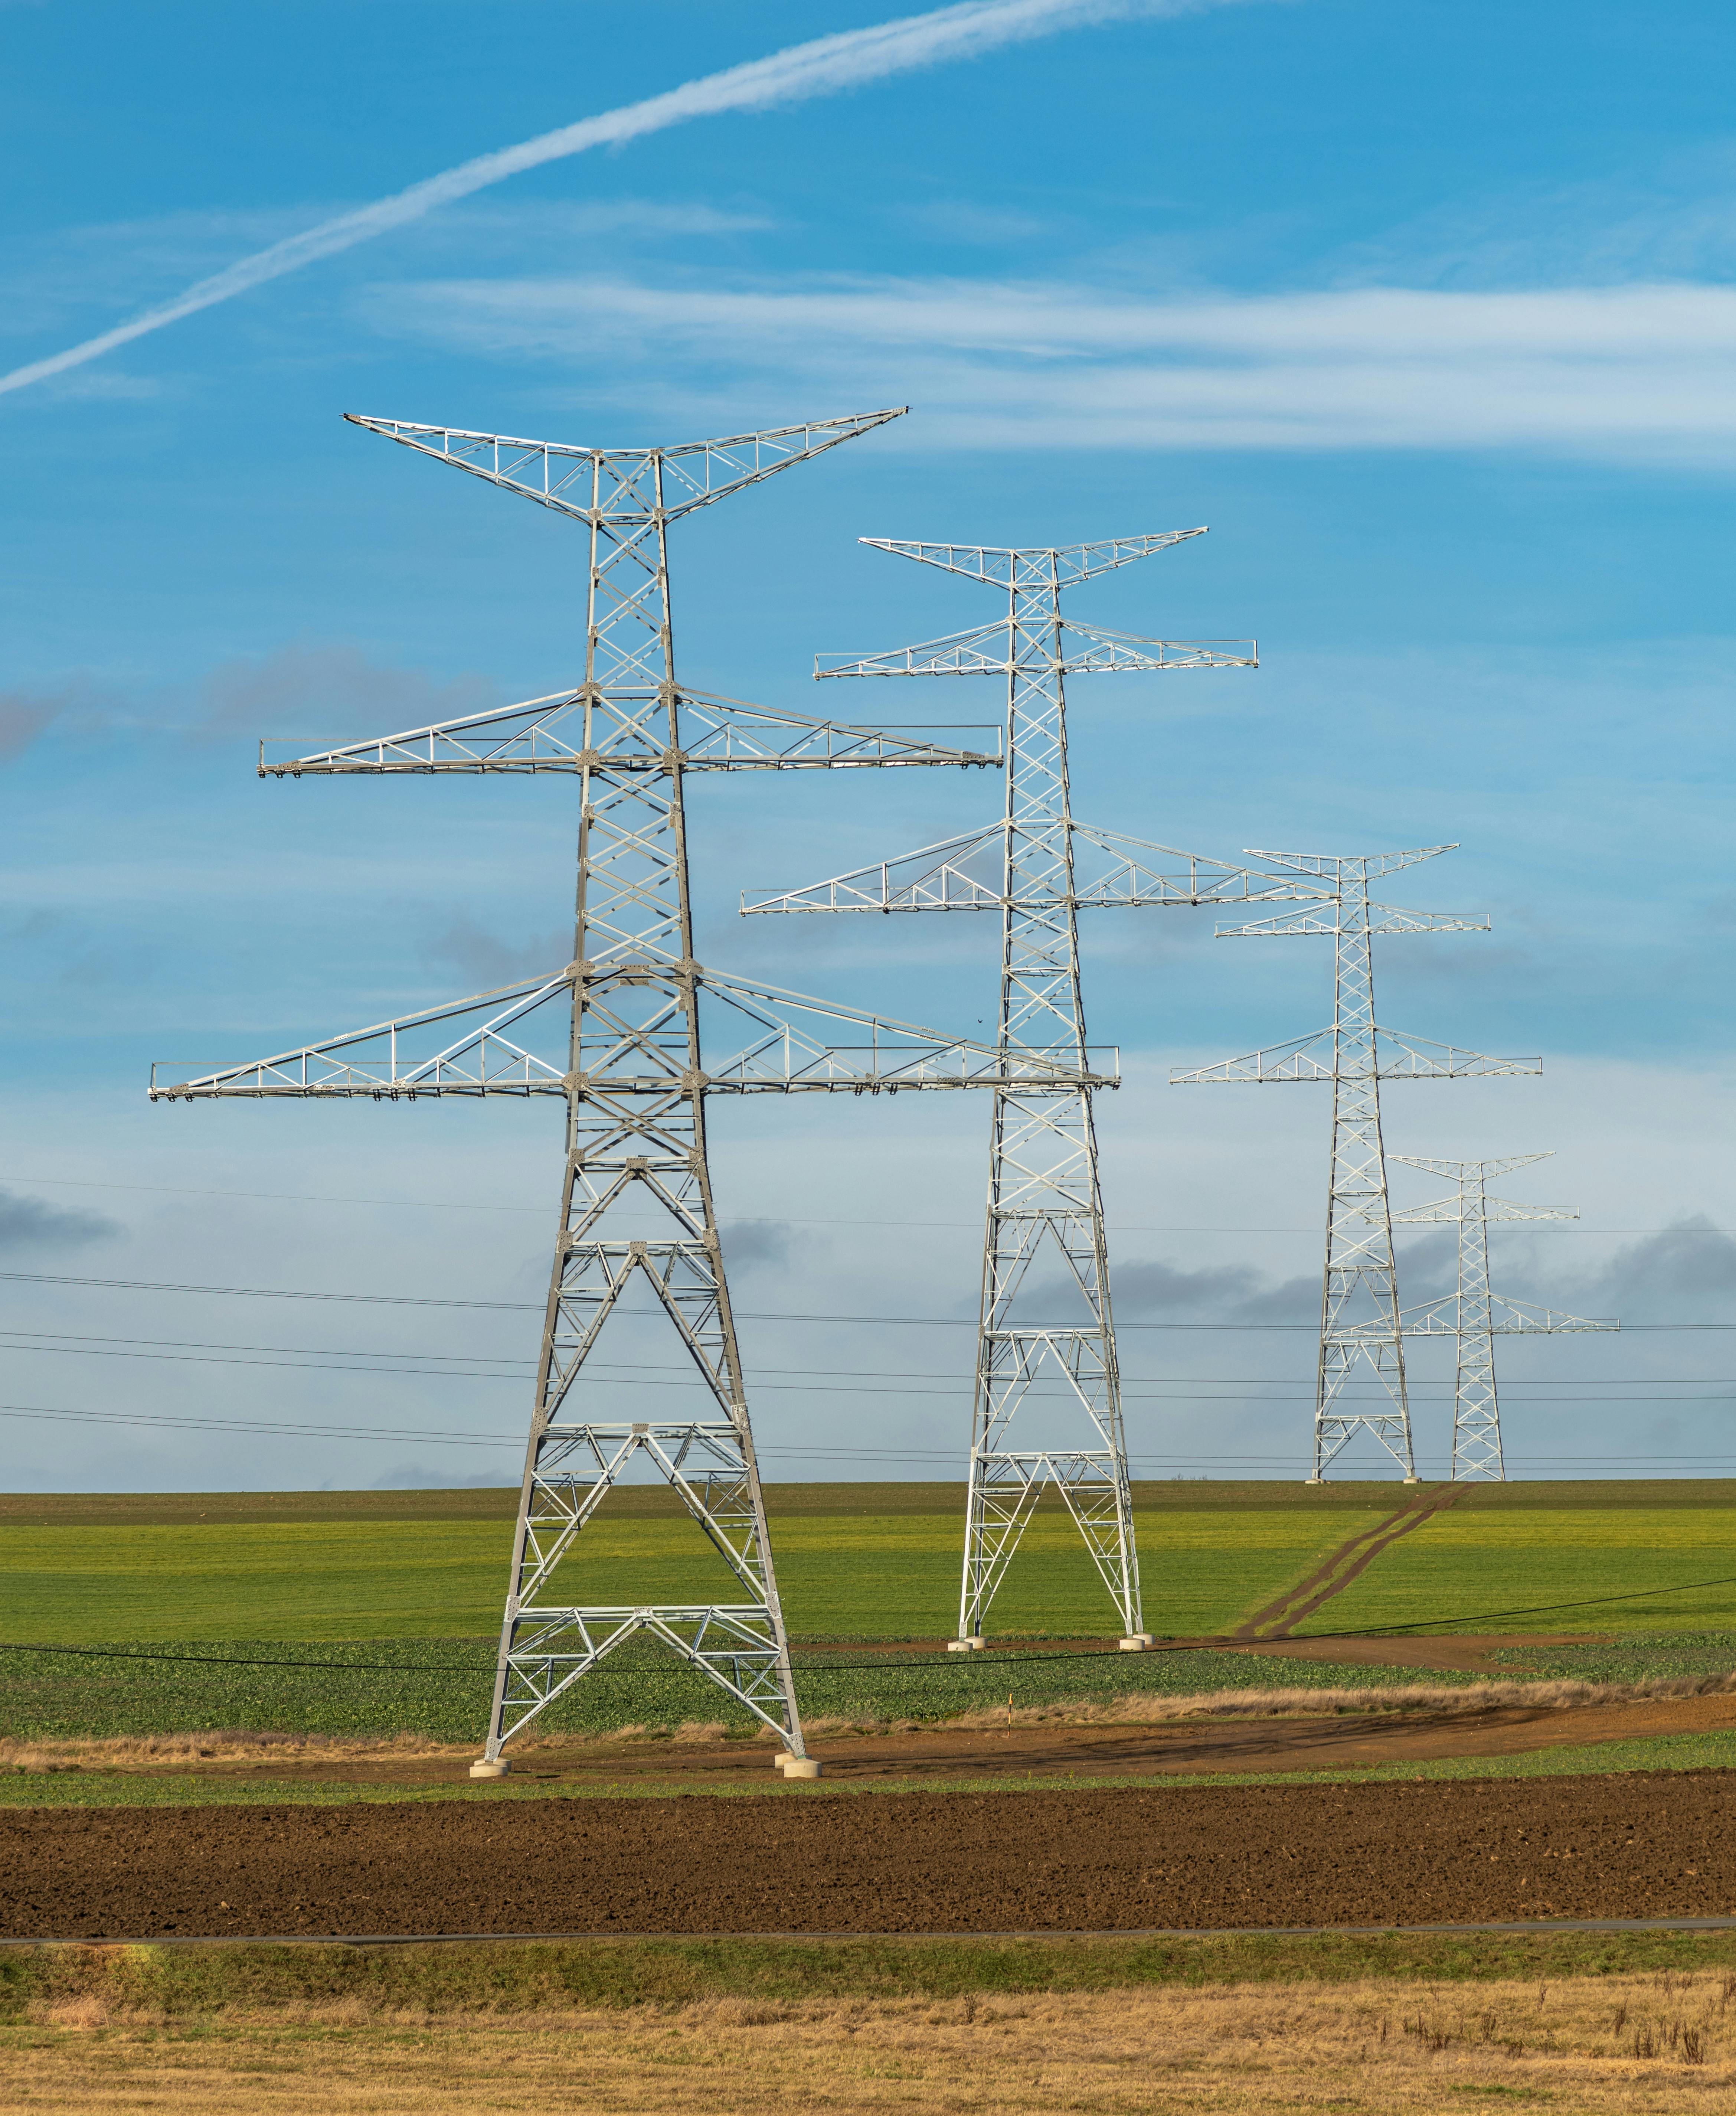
6,1771 -> 1736,1939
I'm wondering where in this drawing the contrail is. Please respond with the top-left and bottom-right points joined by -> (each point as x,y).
0,0 -> 1248,403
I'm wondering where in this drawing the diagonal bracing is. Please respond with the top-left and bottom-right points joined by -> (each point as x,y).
1173,848 -> 1540,1484
1383,1153 -> 1617,1479
153,406 -> 1095,1773
748,533 -> 1274,1647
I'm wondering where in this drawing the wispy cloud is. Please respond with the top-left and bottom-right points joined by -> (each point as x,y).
371,270 -> 1736,462
0,683 -> 92,760
190,643 -> 501,748
0,1188 -> 120,1251
429,917 -> 569,989
0,0 -> 1252,401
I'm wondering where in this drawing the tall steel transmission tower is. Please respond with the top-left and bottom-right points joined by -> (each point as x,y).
1173,848 -> 1538,1483
151,409 -> 1109,1774
746,534 -> 1289,1648
1387,1153 -> 1616,1479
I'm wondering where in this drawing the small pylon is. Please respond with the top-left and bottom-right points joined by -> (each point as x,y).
1172,848 -> 1538,1483
1387,1153 -> 1617,1479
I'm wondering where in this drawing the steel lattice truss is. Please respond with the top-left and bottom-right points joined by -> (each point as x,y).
1173,849 -> 1540,1483
751,533 -> 1262,1645
151,405 -> 1090,1766
1376,1155 -> 1616,1480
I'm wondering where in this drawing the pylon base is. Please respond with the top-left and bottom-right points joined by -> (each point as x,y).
468,1759 -> 509,1780
1118,1634 -> 1153,1651
947,1636 -> 987,1651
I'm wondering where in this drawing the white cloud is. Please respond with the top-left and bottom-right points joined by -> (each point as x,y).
367,270 -> 1736,463
0,0 -> 1254,401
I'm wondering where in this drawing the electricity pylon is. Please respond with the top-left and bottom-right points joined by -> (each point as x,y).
1173,848 -> 1539,1483
151,409 -> 1112,1774
1387,1154 -> 1616,1480
745,533 -> 1291,1649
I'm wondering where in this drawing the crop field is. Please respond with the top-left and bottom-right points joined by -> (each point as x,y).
1318,1481 -> 1736,1637
3,1480 -> 1735,1746
0,1482 -> 1391,1645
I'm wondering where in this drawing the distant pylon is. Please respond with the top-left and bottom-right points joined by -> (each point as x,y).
151,408 -> 1112,1771
1387,1153 -> 1617,1479
1173,848 -> 1539,1483
745,535 -> 1309,1647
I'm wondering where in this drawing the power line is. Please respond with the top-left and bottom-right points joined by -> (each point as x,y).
1,1167 -> 1722,1240
0,1268 -> 1730,1330
0,1325 -> 1719,1391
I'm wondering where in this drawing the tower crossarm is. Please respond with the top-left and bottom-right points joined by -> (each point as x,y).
260,689 -> 1001,776
148,967 -> 1118,1103
860,531 -> 1206,589
1216,907 -> 1488,938
742,822 -> 1338,918
1393,1152 -> 1553,1184
344,408 -> 907,525
1244,845 -> 1458,881
815,619 -> 1256,680
1171,1025 -> 1541,1086
1487,1295 -> 1618,1335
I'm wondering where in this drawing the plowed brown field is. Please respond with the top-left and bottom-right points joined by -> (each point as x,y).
7,1772 -> 1736,1940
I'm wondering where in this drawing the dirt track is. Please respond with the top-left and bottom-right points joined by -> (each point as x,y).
99,1683 -> 1736,1792
8,1773 -> 1736,1939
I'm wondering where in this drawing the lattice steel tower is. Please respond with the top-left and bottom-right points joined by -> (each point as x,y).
1173,848 -> 1537,1483
1388,1153 -> 1616,1479
150,409 -> 1108,1772
746,534 -> 1274,1646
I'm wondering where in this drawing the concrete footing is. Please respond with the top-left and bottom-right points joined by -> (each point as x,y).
468,1759 -> 509,1780
781,1757 -> 822,1779
1118,1634 -> 1154,1652
946,1636 -> 987,1652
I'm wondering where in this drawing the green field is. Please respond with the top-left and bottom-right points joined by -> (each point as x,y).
1318,1481 -> 1736,1637
4,1480 -> 1736,1744
0,1482 -> 1392,1645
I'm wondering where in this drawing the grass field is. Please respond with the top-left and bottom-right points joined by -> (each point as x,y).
4,1480 -> 1736,1743
10,1935 -> 1736,2113
1321,1485 -> 1736,1637
0,1482 -> 1397,1644
9,1726 -> 1736,1808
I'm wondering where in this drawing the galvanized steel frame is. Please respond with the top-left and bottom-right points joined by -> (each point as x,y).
1388,1154 -> 1616,1480
150,405 -> 1094,1760
752,534 -> 1258,1643
1174,849 -> 1539,1483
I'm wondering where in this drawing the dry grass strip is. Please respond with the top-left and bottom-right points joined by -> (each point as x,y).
7,1671 -> 1736,1774
10,1970 -> 1736,2112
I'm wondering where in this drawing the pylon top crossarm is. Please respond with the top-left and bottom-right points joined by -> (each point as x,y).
1244,845 -> 1458,881
1392,1152 -> 1553,1183
860,531 -> 1206,588
345,407 -> 907,525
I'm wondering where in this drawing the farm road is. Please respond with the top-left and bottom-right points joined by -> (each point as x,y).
8,1772 -> 1736,1940
1232,1482 -> 1466,1642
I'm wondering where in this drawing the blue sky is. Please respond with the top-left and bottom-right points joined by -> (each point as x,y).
1,0 -> 1735,1499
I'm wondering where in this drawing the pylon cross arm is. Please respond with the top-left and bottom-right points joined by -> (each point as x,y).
815,618 -> 1255,681
259,688 -> 1001,777
860,530 -> 1207,588
1488,1296 -> 1618,1334
743,821 -> 1328,917
1172,1023 -> 1540,1085
344,406 -> 907,525
148,966 -> 1118,1101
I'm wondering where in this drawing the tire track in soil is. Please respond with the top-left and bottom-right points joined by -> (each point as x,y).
1233,1482 -> 1465,1643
